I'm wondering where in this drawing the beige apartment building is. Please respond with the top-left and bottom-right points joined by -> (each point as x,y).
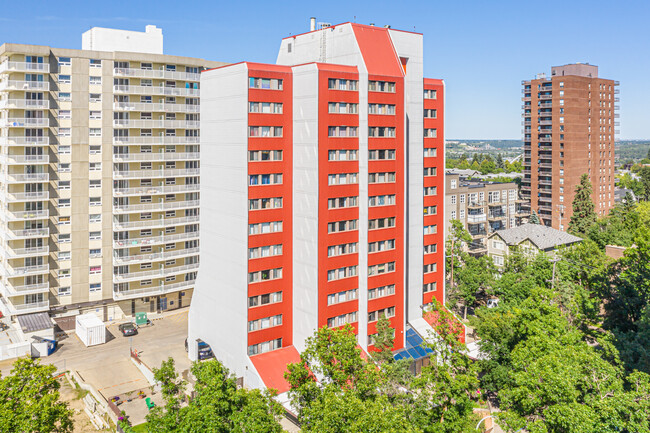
445,172 -> 529,254
0,26 -> 225,320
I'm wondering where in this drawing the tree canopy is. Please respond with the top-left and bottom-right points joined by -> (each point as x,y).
568,173 -> 597,236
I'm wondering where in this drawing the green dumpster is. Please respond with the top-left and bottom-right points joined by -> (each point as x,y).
135,312 -> 148,327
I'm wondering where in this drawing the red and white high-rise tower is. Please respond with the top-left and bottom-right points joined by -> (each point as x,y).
190,21 -> 446,395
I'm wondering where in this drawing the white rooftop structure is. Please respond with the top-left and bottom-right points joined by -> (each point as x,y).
81,25 -> 163,54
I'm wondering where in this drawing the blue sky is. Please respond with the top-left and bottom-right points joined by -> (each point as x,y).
1,0 -> 648,139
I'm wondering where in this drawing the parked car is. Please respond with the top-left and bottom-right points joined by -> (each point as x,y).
118,322 -> 138,336
184,338 -> 214,360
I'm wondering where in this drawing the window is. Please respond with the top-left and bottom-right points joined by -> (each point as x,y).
328,173 -> 358,185
58,198 -> 71,207
249,173 -> 283,186
451,195 -> 457,205
327,196 -> 358,209
88,231 -> 102,240
368,127 -> 395,138
450,179 -> 457,189
58,57 -> 71,66
89,128 -> 101,137
326,265 -> 358,281
423,262 -> 437,274
423,167 -> 437,176
58,216 -> 71,225
423,89 -> 437,99
368,217 -> 396,230
248,338 -> 283,356
424,243 -> 438,254
327,242 -> 358,257
59,92 -> 71,101
89,111 -> 102,119
368,149 -> 396,160
89,59 -> 101,68
424,186 -> 437,196
327,289 -> 358,305
368,80 -> 395,92
248,197 -> 283,210
249,102 -> 283,113
369,194 -> 395,207
248,150 -> 283,161
89,76 -> 102,85
59,180 -> 71,190
89,197 -> 101,206
58,75 -> 71,84
328,126 -> 358,137
424,129 -> 437,138
423,205 -> 437,215
59,128 -> 71,137
248,267 -> 283,283
59,110 -> 71,119
58,251 -> 71,261
328,102 -> 359,114
89,214 -> 101,223
327,219 -> 358,233
368,172 -> 396,183
248,314 -> 283,332
424,109 -> 437,118
368,261 -> 395,276
249,126 -> 283,137
89,145 -> 101,154
90,283 -> 101,293
328,150 -> 358,161
368,284 -> 395,300
90,162 -> 101,171
327,312 -> 358,328
327,79 -> 358,91
423,282 -> 437,293
89,266 -> 102,275
248,220 -> 283,235
248,244 -> 283,259
368,239 -> 396,254
368,103 -> 395,115
89,93 -> 101,103
89,248 -> 102,258
423,147 -> 437,157
424,224 -> 438,235
249,77 -> 283,90
58,286 -> 71,296
58,234 -> 71,243
248,291 -> 282,308
368,306 -> 396,322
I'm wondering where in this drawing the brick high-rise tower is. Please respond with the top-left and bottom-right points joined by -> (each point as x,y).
521,64 -> 619,230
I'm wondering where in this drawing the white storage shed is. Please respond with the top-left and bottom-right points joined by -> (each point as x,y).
75,314 -> 106,347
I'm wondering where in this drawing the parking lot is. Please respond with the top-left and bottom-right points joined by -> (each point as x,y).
1,309 -> 191,400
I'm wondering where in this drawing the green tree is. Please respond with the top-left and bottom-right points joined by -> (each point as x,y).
529,209 -> 541,224
0,358 -> 74,433
452,254 -> 495,319
638,165 -> 650,200
470,160 -> 480,171
479,159 -> 496,175
445,219 -> 472,287
568,173 -> 597,235
495,153 -> 505,170
371,314 -> 396,364
146,358 -> 283,433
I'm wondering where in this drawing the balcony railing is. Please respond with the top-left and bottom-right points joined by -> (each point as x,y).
0,209 -> 49,221
538,136 -> 552,143
113,184 -> 199,197
112,262 -> 200,283
0,80 -> 49,91
1,245 -> 49,258
0,99 -> 49,110
113,168 -> 200,179
5,173 -> 49,183
112,119 -> 200,129
1,118 -> 49,128
113,247 -> 199,265
1,227 -> 49,239
112,136 -> 200,145
467,214 -> 487,223
113,67 -> 200,82
4,191 -> 49,201
0,281 -> 49,297
3,263 -> 49,277
113,85 -> 199,97
112,279 -> 195,301
113,199 -> 200,214
0,61 -> 50,74
0,137 -> 49,146
0,154 -> 49,164
538,93 -> 552,100
0,298 -> 49,315
112,231 -> 199,248
113,214 -> 200,230
539,102 -> 552,108
467,201 -> 486,209
113,102 -> 200,113
112,152 -> 200,162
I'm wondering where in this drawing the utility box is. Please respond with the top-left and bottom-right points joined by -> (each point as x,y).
75,314 -> 106,347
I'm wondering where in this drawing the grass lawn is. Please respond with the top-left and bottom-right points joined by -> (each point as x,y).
132,423 -> 148,433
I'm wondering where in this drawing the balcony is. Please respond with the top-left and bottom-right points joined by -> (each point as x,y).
0,80 -> 49,91
113,102 -> 200,113
4,191 -> 49,202
467,201 -> 486,209
538,163 -> 552,168
113,168 -> 200,179
539,179 -> 552,186
487,201 -> 505,207
112,279 -> 195,301
1,118 -> 49,128
0,298 -> 49,316
0,61 -> 50,74
539,120 -> 553,125
0,137 -> 49,146
0,209 -> 48,221
5,172 -> 49,183
112,152 -> 200,162
112,136 -> 200,145
0,99 -> 49,110
3,263 -> 49,277
112,231 -> 199,248
467,214 -> 487,224
112,262 -> 200,283
0,281 -> 49,297
516,209 -> 531,217
113,247 -> 199,265
538,136 -> 553,143
538,93 -> 552,100
0,154 -> 49,164
113,119 -> 200,129
539,102 -> 552,108
470,231 -> 487,239
1,227 -> 49,239
113,214 -> 200,230
113,183 -> 199,197
113,67 -> 200,82
113,85 -> 199,97
1,245 -> 49,258
113,199 -> 200,214
488,213 -> 506,221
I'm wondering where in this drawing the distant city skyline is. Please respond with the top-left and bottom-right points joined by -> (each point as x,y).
0,0 -> 647,139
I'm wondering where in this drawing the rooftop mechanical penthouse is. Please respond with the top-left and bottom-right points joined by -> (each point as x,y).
189,21 -> 445,394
